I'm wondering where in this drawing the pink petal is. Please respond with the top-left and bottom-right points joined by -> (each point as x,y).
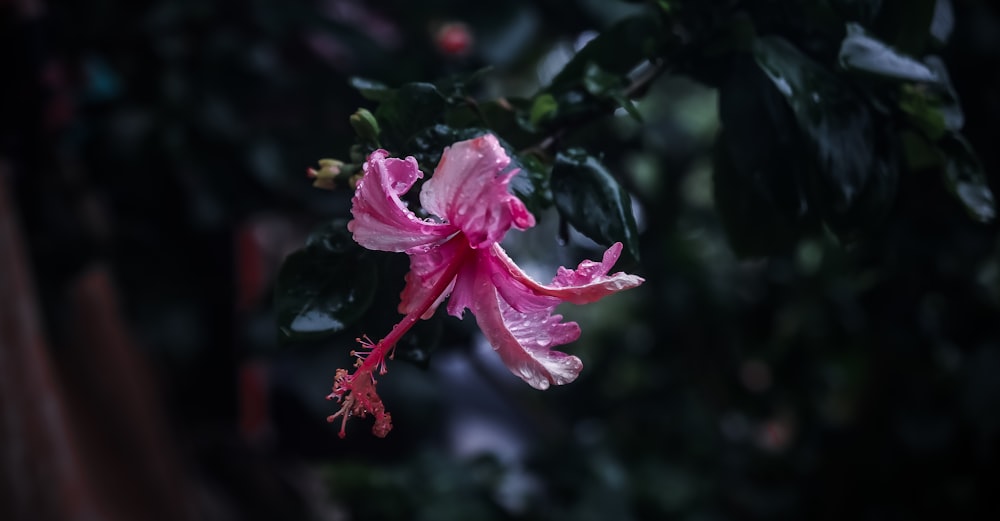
444,256 -> 479,319
419,134 -> 535,250
493,242 -> 645,305
348,150 -> 455,252
398,237 -> 466,319
440,252 -> 583,389
470,267 -> 583,390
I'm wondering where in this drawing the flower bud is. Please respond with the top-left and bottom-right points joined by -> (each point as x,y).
349,108 -> 380,145
307,158 -> 344,190
435,22 -> 473,56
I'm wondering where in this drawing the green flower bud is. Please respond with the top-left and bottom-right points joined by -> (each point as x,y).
350,108 -> 380,145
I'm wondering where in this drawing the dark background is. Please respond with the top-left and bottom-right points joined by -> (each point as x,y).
2,1 -> 999,520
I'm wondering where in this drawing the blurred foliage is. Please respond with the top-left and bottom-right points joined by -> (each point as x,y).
4,0 -> 1000,519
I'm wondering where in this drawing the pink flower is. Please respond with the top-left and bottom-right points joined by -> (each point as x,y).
327,133 -> 644,437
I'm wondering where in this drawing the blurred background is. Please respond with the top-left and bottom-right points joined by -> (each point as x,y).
2,0 -> 999,520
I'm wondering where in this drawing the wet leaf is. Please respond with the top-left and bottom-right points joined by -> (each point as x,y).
276,220 -> 378,343
510,152 -> 553,218
374,82 -> 447,149
940,134 -> 996,223
838,23 -> 941,83
408,124 -> 488,168
547,14 -> 662,93
714,58 -> 815,256
582,63 -> 642,121
552,149 -> 639,260
349,77 -> 393,102
930,0 -> 955,45
754,36 -> 883,218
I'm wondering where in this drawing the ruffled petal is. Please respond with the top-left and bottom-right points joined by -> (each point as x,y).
493,242 -> 644,305
348,150 -> 455,252
465,254 -> 583,390
419,134 -> 535,250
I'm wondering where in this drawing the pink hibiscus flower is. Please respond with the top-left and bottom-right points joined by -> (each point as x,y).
327,133 -> 644,437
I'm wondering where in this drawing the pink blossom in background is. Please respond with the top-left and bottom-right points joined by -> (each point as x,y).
327,133 -> 644,437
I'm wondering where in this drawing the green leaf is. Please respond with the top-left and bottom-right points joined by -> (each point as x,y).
552,149 -> 639,260
275,220 -> 378,343
582,63 -> 643,122
921,56 -> 965,131
477,98 -> 539,149
581,62 -> 623,97
408,124 -> 488,168
714,58 -> 816,256
753,36 -> 884,218
434,66 -> 493,101
899,84 -> 947,140
547,15 -> 662,93
529,94 -> 558,127
374,82 -> 447,149
510,152 -> 553,218
838,23 -> 941,83
929,0 -> 955,45
349,77 -> 393,102
940,134 -> 996,223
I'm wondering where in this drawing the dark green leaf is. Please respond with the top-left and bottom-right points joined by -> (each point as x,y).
552,149 -> 639,260
712,130 -> 809,257
714,59 -> 815,256
838,23 -> 941,83
408,124 -> 488,168
940,134 -> 996,223
753,36 -> 881,217
582,63 -> 623,97
899,84 -> 947,140
827,122 -> 899,239
434,66 -> 493,101
276,220 -> 378,343
375,82 -> 447,149
582,63 -> 643,122
305,219 -> 361,254
900,130 -> 943,171
478,98 -> 539,148
510,152 -> 553,218
547,15 -> 662,93
349,77 -> 393,102
922,56 -> 964,131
